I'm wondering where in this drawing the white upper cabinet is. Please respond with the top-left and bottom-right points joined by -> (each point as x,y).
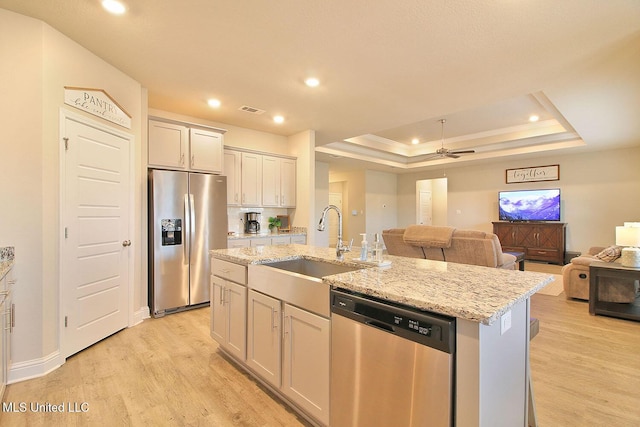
240,152 -> 262,207
189,128 -> 223,173
148,120 -> 188,169
148,119 -> 224,173
223,149 -> 296,208
262,155 -> 296,208
224,149 -> 242,206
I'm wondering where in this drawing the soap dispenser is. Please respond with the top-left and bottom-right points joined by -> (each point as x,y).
360,233 -> 368,261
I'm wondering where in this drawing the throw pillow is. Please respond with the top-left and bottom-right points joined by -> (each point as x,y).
594,245 -> 622,262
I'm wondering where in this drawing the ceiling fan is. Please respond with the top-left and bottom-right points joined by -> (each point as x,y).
422,119 -> 475,159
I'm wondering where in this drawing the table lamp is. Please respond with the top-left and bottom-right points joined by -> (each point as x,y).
615,223 -> 640,268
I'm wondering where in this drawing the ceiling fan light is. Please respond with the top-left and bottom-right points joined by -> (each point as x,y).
529,115 -> 539,122
411,138 -> 420,145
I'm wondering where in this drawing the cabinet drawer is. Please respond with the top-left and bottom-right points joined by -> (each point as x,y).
526,248 -> 559,261
212,258 -> 247,285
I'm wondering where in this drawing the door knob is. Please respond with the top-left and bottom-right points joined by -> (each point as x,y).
122,240 -> 132,247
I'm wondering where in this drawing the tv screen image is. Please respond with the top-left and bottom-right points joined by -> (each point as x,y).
498,189 -> 561,221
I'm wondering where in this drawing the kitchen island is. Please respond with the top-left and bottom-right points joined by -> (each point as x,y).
210,244 -> 553,427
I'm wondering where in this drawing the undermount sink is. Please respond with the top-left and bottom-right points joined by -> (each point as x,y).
248,258 -> 363,317
262,258 -> 362,279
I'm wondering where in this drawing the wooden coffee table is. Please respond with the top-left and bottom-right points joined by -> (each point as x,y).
589,261 -> 640,321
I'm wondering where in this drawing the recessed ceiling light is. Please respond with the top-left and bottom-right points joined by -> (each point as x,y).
102,0 -> 126,15
207,99 -> 221,108
305,77 -> 320,88
529,115 -> 540,122
273,115 -> 284,124
411,138 -> 420,145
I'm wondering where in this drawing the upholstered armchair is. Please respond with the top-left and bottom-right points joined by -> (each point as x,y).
562,246 -> 639,302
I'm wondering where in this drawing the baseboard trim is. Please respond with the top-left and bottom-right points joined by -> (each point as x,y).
132,306 -> 150,326
7,350 -> 64,384
8,307 -> 150,385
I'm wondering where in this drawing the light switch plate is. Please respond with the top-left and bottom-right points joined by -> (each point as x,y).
500,310 -> 512,335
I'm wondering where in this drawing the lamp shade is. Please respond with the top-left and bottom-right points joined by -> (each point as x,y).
616,226 -> 640,247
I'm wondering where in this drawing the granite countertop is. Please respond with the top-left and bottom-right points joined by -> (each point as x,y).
0,246 -> 15,281
227,231 -> 307,240
210,244 -> 553,325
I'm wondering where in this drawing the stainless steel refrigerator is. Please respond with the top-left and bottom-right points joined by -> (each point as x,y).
149,169 -> 228,317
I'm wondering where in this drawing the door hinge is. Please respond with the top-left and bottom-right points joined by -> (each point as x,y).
65,227 -> 68,239
64,316 -> 68,327
63,137 -> 69,151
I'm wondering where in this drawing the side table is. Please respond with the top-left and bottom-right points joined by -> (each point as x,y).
505,251 -> 525,271
589,261 -> 640,321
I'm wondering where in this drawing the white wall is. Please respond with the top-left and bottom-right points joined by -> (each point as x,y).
398,146 -> 640,255
0,9 -> 144,374
365,170 -> 398,238
288,130 -> 315,242
315,162 -> 330,247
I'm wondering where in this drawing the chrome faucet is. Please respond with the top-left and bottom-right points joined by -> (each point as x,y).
318,205 -> 353,259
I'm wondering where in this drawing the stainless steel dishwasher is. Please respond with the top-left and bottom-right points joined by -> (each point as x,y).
330,289 -> 455,427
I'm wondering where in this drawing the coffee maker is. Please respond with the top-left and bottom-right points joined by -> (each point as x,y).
244,212 -> 260,234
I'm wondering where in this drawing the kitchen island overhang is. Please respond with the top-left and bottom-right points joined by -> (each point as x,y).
210,244 -> 553,427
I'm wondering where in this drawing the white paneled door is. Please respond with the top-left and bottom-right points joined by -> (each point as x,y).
61,111 -> 132,358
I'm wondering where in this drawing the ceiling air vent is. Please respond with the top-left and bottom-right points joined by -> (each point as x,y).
239,105 -> 265,115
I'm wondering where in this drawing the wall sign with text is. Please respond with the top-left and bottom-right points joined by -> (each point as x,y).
506,165 -> 559,183
64,87 -> 132,129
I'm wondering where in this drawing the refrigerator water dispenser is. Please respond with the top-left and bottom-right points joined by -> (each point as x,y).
161,219 -> 182,246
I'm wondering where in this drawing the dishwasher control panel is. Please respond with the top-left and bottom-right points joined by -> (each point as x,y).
331,290 -> 455,354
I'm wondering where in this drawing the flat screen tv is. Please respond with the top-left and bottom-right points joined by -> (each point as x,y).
498,188 -> 561,222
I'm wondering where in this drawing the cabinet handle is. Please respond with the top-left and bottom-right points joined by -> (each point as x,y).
271,308 -> 278,330
11,303 -> 14,331
180,153 -> 185,166
219,286 -> 225,305
191,154 -> 195,167
282,313 -> 289,339
242,193 -> 246,203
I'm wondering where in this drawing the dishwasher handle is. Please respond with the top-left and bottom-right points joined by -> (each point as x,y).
365,319 -> 395,333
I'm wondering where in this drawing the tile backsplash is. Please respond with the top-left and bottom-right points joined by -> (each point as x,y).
227,207 -> 289,234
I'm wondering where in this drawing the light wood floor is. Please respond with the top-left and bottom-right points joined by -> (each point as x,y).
0,308 -> 311,427
2,288 -> 640,426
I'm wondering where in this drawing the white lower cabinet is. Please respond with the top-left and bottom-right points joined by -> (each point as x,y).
227,235 -> 307,248
247,290 -> 281,388
270,236 -> 291,246
282,303 -> 330,426
246,289 -> 329,425
0,268 -> 14,400
227,239 -> 251,248
290,235 -> 306,244
210,276 -> 246,361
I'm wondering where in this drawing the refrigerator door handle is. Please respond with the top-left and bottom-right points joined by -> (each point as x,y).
189,193 -> 196,265
183,194 -> 190,265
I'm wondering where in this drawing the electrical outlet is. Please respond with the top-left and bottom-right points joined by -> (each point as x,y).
500,310 -> 512,335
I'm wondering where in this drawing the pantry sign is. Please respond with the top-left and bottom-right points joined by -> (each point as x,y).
64,87 -> 131,129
